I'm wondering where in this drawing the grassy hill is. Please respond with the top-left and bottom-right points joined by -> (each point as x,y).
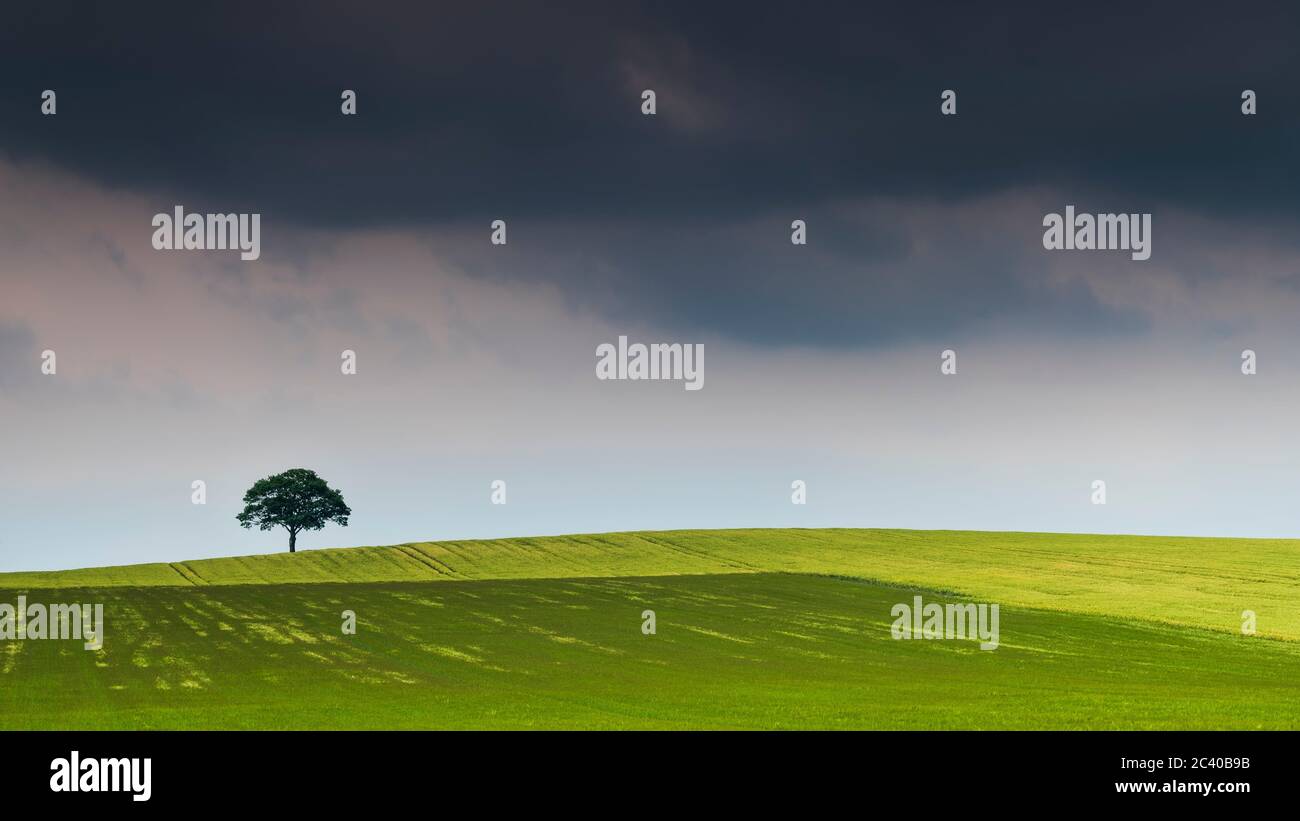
4,528 -> 1296,638
1,528 -> 1297,729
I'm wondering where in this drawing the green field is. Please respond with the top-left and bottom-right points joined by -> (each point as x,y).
1,529 -> 1297,729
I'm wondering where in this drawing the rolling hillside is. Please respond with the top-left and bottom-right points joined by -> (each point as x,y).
1,529 -> 1297,729
3,528 -> 1296,639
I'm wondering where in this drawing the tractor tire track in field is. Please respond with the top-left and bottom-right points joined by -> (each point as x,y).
395,545 -> 467,579
168,563 -> 202,585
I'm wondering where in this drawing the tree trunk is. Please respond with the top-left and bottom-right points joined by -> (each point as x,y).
289,530 -> 297,553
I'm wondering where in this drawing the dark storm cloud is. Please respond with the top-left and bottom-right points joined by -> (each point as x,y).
0,1 -> 1293,345
437,203 -> 1150,347
4,0 -> 1295,220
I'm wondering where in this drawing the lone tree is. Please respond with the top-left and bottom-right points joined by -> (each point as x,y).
236,468 -> 351,553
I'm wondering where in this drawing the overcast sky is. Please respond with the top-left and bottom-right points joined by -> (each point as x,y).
3,2 -> 1300,571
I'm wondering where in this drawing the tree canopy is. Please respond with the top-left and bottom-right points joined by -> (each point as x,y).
236,468 -> 351,552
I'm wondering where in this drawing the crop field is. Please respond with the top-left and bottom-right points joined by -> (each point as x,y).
1,529 -> 1297,729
